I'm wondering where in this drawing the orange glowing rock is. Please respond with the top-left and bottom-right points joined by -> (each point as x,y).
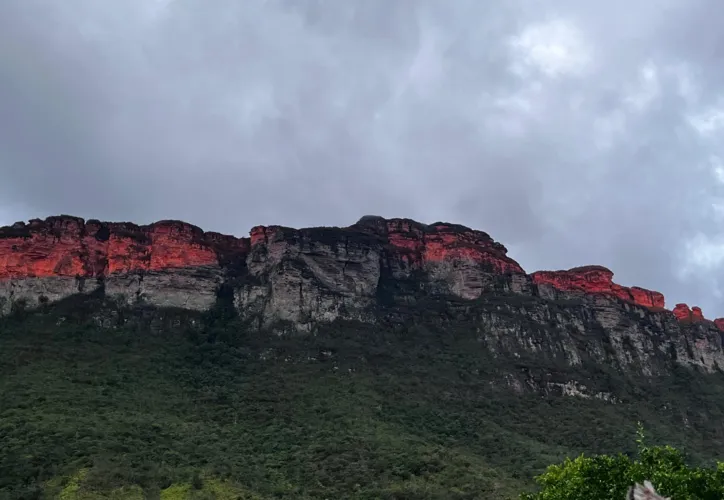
0,216 -> 249,279
530,266 -> 665,309
384,219 -> 525,273
673,303 -> 706,322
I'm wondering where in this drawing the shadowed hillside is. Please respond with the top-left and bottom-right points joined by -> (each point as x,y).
2,291 -> 724,499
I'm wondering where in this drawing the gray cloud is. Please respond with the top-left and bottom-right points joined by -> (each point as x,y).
2,0 -> 724,315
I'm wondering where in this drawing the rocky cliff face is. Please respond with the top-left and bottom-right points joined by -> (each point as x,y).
0,216 -> 248,314
531,265 -> 665,309
1,214 -> 723,375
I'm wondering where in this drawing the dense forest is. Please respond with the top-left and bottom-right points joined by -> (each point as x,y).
2,294 -> 724,499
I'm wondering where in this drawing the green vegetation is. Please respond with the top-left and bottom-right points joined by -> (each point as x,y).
522,424 -> 724,499
1,295 -> 724,499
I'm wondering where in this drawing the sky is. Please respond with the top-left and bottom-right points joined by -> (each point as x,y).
2,0 -> 724,316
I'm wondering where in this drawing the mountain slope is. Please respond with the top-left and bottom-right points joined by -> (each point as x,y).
2,215 -> 724,499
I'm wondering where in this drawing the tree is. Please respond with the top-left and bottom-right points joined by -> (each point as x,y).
521,423 -> 724,499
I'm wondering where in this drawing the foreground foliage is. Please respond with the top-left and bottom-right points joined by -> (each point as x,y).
522,425 -> 724,499
2,296 -> 724,498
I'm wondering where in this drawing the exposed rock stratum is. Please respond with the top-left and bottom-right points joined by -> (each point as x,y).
2,214 -> 723,376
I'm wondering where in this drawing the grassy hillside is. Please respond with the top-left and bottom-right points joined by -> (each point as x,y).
2,296 -> 724,499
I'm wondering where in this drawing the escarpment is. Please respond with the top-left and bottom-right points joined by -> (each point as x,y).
531,266 -> 665,309
1,214 -> 723,374
0,216 -> 249,313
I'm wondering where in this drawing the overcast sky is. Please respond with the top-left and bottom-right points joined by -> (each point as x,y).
2,0 -> 724,316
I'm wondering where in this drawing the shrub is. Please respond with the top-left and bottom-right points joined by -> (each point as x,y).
521,424 -> 724,499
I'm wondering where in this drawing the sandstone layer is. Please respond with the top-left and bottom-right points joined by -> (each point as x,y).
0,216 -> 248,313
531,266 -> 665,309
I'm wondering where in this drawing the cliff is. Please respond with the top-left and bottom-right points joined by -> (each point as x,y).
1,214 -> 723,376
0,215 -> 527,320
530,265 -> 665,309
0,216 -> 248,313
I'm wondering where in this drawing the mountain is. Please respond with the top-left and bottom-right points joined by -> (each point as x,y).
2,214 -> 724,499
2,214 -> 723,371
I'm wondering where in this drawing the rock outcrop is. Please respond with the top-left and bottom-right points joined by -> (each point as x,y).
0,215 -> 527,323
672,303 -> 705,322
0,216 -> 248,314
1,214 -> 723,375
530,266 -> 665,309
236,217 -> 528,329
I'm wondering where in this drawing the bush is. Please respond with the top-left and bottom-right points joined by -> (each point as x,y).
521,424 -> 724,499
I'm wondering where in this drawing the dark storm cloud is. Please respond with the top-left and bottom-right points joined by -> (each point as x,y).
2,0 -> 724,315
